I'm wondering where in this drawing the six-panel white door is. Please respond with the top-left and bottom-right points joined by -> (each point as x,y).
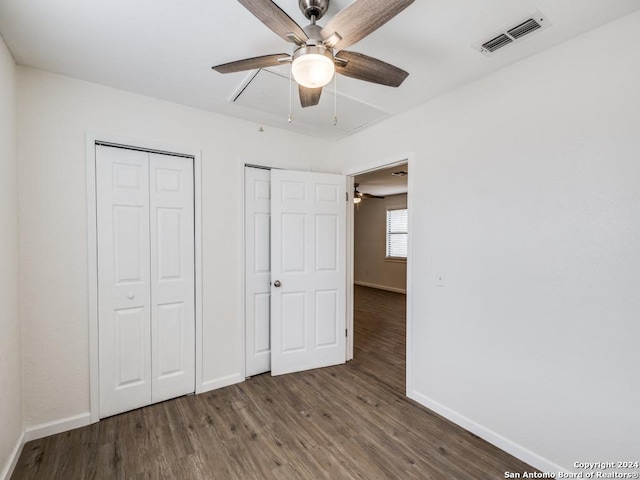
270,170 -> 347,376
149,153 -> 195,402
245,167 -> 272,376
97,147 -> 152,417
96,145 -> 194,418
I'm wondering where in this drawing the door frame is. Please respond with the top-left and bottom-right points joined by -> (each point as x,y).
86,132 -> 203,424
343,152 -> 414,395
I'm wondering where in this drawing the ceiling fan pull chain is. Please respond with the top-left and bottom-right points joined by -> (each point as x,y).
333,72 -> 338,126
288,62 -> 293,123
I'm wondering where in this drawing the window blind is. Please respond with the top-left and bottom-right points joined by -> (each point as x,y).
386,208 -> 408,258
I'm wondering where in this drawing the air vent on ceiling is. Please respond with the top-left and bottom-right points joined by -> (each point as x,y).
508,18 -> 542,39
482,34 -> 513,53
473,10 -> 551,56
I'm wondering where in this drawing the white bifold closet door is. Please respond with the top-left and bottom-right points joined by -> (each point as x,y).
96,145 -> 195,419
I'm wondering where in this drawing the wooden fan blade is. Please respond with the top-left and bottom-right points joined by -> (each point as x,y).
321,0 -> 414,51
299,85 -> 323,108
238,0 -> 308,44
335,51 -> 408,87
212,54 -> 289,74
362,193 -> 385,199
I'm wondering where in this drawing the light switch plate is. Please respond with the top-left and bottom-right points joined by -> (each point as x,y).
436,274 -> 445,287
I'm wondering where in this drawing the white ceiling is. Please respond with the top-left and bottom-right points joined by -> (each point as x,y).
1,0 -> 638,140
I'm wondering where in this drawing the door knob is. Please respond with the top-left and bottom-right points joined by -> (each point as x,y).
273,280 -> 281,287
127,292 -> 135,299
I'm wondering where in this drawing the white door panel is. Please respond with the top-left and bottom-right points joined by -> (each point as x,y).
245,167 -> 272,376
281,291 -> 306,352
113,307 -> 147,386
271,170 -> 346,376
97,147 -> 152,418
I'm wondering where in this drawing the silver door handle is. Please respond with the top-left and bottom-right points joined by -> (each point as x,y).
127,292 -> 135,299
273,280 -> 281,287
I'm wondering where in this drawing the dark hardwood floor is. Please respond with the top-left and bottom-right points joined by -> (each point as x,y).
12,285 -> 535,479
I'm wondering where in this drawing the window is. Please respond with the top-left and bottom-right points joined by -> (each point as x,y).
386,208 -> 408,259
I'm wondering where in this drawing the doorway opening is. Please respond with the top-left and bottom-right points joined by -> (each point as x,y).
350,161 -> 409,394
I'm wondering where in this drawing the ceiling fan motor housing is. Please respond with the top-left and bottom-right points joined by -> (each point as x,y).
302,23 -> 324,45
299,0 -> 330,21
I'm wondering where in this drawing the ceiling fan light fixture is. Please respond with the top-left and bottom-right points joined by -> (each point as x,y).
291,46 -> 335,88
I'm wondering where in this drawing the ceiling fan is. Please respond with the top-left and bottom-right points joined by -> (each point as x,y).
212,0 -> 414,108
354,183 -> 385,203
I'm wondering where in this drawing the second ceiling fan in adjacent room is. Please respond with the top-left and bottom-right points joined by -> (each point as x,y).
354,183 -> 385,204
212,0 -> 414,108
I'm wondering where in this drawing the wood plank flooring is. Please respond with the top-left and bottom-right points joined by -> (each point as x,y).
12,285 -> 536,479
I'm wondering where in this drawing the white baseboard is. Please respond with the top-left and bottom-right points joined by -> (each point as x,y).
354,280 -> 406,294
23,412 -> 91,443
200,373 -> 244,393
408,389 -> 567,475
1,430 -> 25,480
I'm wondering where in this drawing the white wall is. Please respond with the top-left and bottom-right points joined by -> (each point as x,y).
331,11 -> 640,473
17,67 -> 333,429
354,194 -> 407,292
0,34 -> 22,479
